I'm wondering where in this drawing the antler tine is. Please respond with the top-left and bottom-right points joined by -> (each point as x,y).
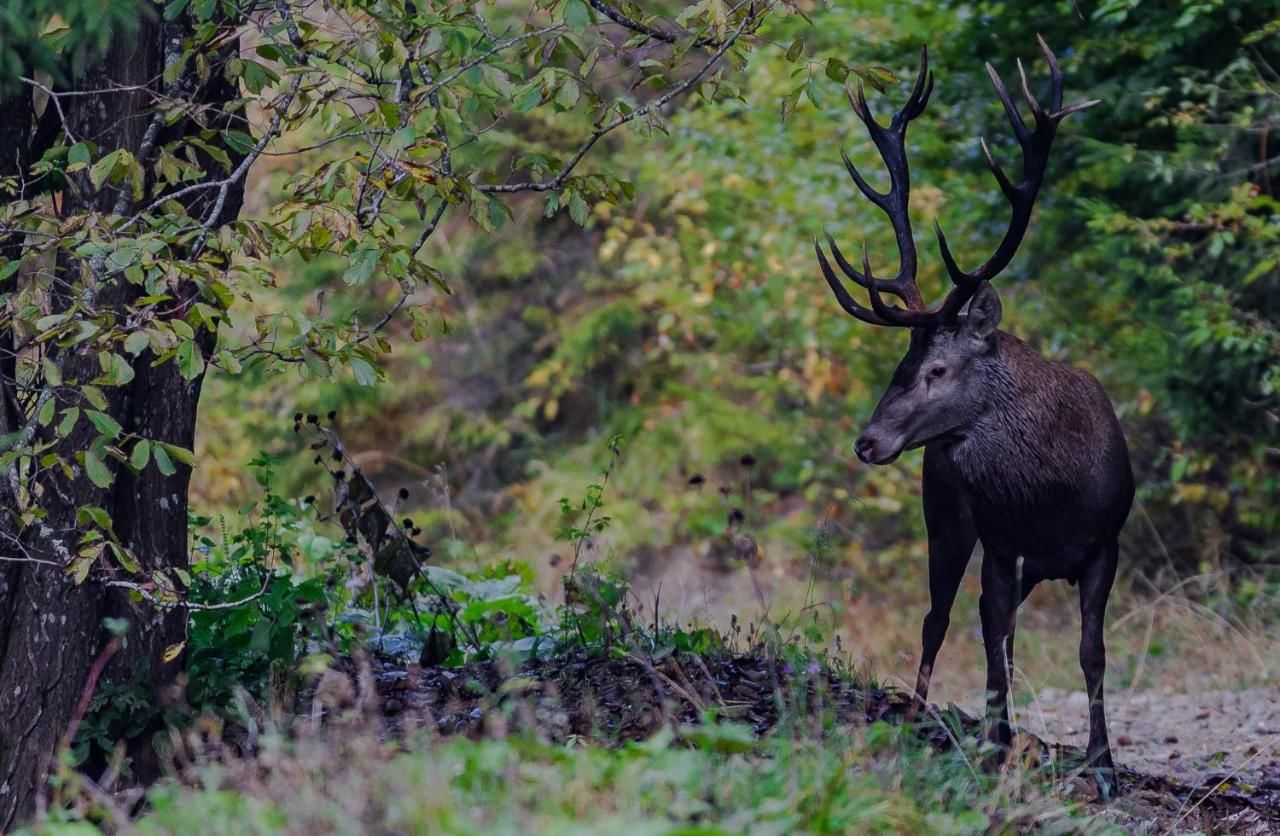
899,46 -> 934,123
1036,34 -> 1064,113
1016,58 -> 1044,120
819,45 -> 935,326
845,237 -> 935,326
935,38 -> 1089,314
814,237 -> 895,326
861,241 -> 900,320
985,62 -> 1030,144
817,39 -> 1089,330
978,137 -> 1017,199
846,77 -> 875,128
824,232 -> 913,302
839,148 -> 890,209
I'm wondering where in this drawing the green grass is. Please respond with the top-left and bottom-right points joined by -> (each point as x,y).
31,719 -> 1109,835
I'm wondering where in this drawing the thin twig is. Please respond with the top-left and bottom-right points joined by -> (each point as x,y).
476,11 -> 755,195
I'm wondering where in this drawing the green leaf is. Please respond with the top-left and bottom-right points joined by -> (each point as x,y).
37,396 -> 56,427
567,191 -> 590,226
77,505 -> 113,530
152,443 -> 176,476
164,0 -> 191,21
89,149 -> 122,189
343,248 -> 379,286
124,330 -> 150,356
35,312 -> 71,332
563,0 -> 591,32
68,142 -> 92,168
176,340 -> 203,380
57,407 -> 80,436
350,357 -> 379,386
217,349 -> 241,374
41,355 -> 61,386
390,125 -> 416,151
555,77 -> 580,109
86,410 -> 123,439
513,82 -> 543,113
81,385 -> 108,410
130,439 -> 151,471
157,442 -> 196,467
98,351 -> 136,385
84,451 -> 113,488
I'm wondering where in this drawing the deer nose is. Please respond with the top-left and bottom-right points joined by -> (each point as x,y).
854,434 -> 876,464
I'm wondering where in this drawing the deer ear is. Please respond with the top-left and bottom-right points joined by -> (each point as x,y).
962,282 -> 1002,340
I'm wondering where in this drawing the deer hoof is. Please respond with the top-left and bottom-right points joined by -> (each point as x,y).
1091,766 -> 1119,803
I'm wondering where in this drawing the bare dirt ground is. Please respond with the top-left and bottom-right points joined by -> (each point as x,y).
1031,686 -> 1280,792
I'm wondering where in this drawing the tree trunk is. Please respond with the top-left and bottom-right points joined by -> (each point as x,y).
0,12 -> 243,827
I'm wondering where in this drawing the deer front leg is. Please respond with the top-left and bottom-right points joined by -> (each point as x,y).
1078,538 -> 1120,801
909,448 -> 978,723
907,527 -> 976,722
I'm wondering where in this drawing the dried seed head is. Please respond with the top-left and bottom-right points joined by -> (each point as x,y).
739,454 -> 756,468
398,487 -> 410,500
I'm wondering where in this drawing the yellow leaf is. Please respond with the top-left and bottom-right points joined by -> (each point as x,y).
163,641 -> 186,664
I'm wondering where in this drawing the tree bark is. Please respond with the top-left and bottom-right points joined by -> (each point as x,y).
0,11 -> 244,826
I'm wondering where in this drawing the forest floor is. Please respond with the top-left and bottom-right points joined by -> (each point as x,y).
351,650 -> 1280,834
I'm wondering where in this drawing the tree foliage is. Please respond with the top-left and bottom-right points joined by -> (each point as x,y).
0,0 -> 795,824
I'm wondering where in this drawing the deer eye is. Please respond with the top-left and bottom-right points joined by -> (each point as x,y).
927,366 -> 946,380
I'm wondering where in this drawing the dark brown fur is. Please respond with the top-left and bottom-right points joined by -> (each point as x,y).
813,39 -> 1130,799
856,304 -> 1134,800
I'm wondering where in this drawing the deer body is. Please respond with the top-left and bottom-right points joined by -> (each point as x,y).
814,41 -> 1132,799
920,330 -> 1134,571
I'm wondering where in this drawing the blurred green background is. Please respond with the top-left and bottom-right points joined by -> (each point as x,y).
195,0 -> 1278,698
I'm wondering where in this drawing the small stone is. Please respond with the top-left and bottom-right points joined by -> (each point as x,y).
1117,733 -> 1134,746
1195,710 -> 1211,720
1163,735 -> 1179,744
384,698 -> 404,714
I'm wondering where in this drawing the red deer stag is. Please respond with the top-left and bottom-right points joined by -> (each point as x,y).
814,39 -> 1133,800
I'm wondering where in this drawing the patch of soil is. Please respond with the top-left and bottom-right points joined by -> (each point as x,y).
319,651 -> 1280,832
1032,687 -> 1280,792
366,650 -> 917,745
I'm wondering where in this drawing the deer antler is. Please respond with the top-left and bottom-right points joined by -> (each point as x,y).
817,38 -> 1097,328
815,46 -> 934,327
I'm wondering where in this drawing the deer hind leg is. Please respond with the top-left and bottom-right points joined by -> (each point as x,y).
909,449 -> 977,723
1078,537 -> 1120,801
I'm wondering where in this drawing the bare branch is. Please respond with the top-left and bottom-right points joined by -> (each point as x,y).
476,12 -> 752,195
587,0 -> 719,47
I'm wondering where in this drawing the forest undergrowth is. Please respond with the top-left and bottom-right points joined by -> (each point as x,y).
26,430 -> 1280,834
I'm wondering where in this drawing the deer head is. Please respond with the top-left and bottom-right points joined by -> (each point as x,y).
815,38 -> 1096,464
